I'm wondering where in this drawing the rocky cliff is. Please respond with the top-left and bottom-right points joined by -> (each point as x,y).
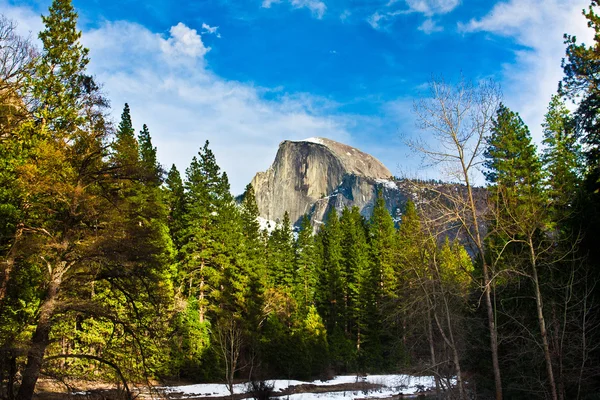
250,137 -> 407,226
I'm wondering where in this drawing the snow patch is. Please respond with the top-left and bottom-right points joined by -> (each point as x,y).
257,216 -> 276,233
162,374 -> 438,398
300,137 -> 325,145
346,152 -> 351,156
375,179 -> 398,190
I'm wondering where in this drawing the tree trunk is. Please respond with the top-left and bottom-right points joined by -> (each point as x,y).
551,303 -> 565,400
0,257 -> 13,305
529,240 -> 558,400
199,261 -> 205,323
0,228 -> 22,306
464,169 -> 503,400
427,310 -> 441,398
16,273 -> 61,400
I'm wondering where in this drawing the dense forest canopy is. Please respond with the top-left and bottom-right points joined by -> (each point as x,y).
1,1 -> 600,399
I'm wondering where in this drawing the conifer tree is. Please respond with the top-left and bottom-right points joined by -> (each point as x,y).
484,103 -> 543,201
321,208 -> 345,332
112,103 -> 138,178
484,104 -> 559,400
32,0 -> 88,133
367,191 -> 399,369
369,191 -> 397,304
294,215 -> 318,315
138,123 -> 163,186
181,141 -> 225,322
238,184 -> 266,362
164,164 -> 186,251
562,1 -> 600,188
266,211 -> 295,289
340,207 -> 371,354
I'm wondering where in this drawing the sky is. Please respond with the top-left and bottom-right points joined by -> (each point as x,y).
0,0 -> 594,193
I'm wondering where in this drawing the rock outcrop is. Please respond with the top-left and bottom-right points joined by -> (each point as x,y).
250,137 -> 407,226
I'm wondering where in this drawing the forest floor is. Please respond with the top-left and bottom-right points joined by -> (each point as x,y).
32,374 -> 439,400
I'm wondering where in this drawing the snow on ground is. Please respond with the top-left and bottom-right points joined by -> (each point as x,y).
374,179 -> 398,191
162,374 -> 436,398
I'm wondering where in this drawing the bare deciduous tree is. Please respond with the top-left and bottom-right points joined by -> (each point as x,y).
410,76 -> 503,400
215,315 -> 245,397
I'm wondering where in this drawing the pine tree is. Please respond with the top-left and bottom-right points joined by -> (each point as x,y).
484,104 -> 559,400
181,141 -> 224,322
112,103 -> 138,178
266,211 -> 295,290
367,191 -> 398,369
369,191 -> 397,304
238,184 -> 266,354
484,103 -> 544,233
294,215 -> 318,315
561,1 -> 600,188
320,208 -> 345,332
164,164 -> 186,251
340,207 -> 371,355
542,94 -> 581,221
138,123 -> 163,186
32,0 -> 89,133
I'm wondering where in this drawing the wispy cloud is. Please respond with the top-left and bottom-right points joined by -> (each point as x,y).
418,18 -> 443,34
458,0 -> 592,143
368,0 -> 460,31
201,22 -> 220,37
83,20 -> 351,193
261,0 -> 327,19
405,0 -> 461,17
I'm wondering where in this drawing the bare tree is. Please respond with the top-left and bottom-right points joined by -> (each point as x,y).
215,315 -> 245,397
410,76 -> 503,399
0,15 -> 36,136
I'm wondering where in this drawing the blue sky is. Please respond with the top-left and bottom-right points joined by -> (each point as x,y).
1,0 -> 593,193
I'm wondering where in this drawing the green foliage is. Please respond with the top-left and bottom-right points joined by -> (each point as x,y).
138,124 -> 163,186
266,211 -> 294,289
33,0 -> 89,132
562,0 -> 600,185
294,215 -> 318,315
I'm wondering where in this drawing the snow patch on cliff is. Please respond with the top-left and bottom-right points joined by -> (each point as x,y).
375,179 -> 398,190
300,137 -> 325,145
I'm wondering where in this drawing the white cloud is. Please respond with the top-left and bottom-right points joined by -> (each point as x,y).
159,23 -> 209,60
418,18 -> 443,34
77,20 -> 351,193
406,0 -> 461,17
262,0 -> 326,19
368,12 -> 385,29
291,0 -> 326,18
458,0 -> 593,144
201,23 -> 218,34
201,22 -> 220,38
368,0 -> 459,30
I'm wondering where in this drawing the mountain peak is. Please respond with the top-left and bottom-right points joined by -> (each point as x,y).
250,138 -> 403,225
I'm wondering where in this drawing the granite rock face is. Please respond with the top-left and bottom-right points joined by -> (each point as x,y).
250,137 -> 407,226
